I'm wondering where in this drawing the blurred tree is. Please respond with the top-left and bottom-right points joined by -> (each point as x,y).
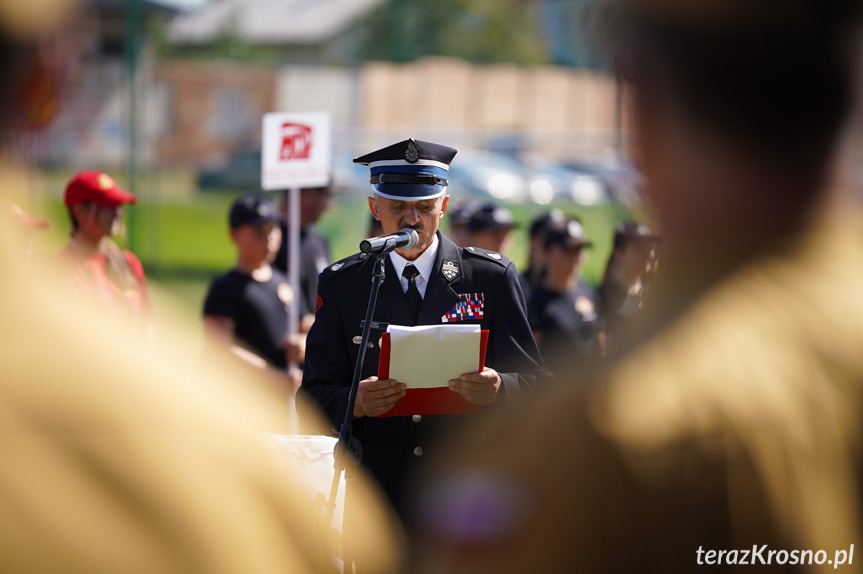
540,0 -> 609,68
151,20 -> 281,66
357,0 -> 549,65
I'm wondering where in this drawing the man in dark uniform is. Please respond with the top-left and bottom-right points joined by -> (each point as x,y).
298,138 -> 542,517
518,208 -> 566,301
274,185 -> 332,328
527,218 -> 602,374
597,221 -> 661,355
467,203 -> 517,256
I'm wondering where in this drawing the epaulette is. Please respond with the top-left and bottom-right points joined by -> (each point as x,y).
321,252 -> 371,276
463,246 -> 510,267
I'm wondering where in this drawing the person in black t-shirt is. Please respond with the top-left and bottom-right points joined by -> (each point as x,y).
527,218 -> 602,376
518,209 -> 566,302
204,193 -> 305,394
274,185 -> 332,332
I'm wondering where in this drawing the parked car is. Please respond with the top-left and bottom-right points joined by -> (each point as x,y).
563,156 -> 644,208
197,147 -> 369,194
330,151 -> 372,195
447,152 -> 529,203
197,148 -> 262,193
522,158 -> 611,206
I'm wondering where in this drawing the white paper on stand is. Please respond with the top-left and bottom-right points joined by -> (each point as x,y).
387,324 -> 482,389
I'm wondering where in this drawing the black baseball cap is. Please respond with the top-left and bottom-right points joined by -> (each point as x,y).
613,221 -> 662,248
449,200 -> 481,229
229,193 -> 280,229
528,208 -> 566,238
468,204 -> 517,233
544,219 -> 592,249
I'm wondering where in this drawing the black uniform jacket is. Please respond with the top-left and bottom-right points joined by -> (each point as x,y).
298,231 -> 542,511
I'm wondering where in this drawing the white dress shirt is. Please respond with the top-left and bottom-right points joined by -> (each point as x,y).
388,234 -> 439,299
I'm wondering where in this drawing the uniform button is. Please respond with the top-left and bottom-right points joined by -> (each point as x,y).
413,447 -> 424,457
412,415 -> 422,423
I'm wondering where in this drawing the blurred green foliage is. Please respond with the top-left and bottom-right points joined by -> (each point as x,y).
150,16 -> 283,65
357,0 -> 549,65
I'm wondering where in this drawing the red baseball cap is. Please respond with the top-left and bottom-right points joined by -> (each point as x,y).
64,171 -> 136,209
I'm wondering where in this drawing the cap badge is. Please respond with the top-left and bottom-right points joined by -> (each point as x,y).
97,174 -> 115,190
441,260 -> 459,281
405,139 -> 420,163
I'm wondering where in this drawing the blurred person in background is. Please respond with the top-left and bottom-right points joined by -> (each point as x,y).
412,0 -> 863,572
527,218 -> 602,374
518,208 -> 566,301
446,199 -> 480,248
597,220 -> 661,354
203,193 -> 306,395
0,1 -> 404,572
275,184 -> 332,332
467,203 -> 517,255
59,171 -> 152,324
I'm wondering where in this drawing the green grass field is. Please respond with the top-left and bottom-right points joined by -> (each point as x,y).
29,170 -> 634,327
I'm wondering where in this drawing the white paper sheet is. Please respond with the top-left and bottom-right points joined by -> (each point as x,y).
387,324 -> 482,389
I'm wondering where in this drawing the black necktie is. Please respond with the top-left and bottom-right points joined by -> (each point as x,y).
402,265 -> 422,323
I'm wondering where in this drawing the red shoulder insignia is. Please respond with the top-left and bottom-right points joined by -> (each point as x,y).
315,294 -> 323,313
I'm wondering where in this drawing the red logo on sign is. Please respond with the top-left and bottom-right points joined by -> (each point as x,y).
279,123 -> 313,160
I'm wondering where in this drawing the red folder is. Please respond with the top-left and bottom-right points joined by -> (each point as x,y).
377,330 -> 488,417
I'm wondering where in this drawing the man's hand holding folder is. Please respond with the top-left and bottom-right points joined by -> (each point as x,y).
447,367 -> 501,406
352,377 -> 406,418
352,325 -> 498,418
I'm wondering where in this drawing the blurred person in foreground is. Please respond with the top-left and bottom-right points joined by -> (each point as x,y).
203,193 -> 306,396
9,204 -> 50,265
412,0 -> 863,572
517,208 -> 566,301
467,202 -> 517,255
274,184 -> 333,332
59,170 -> 152,324
527,218 -> 603,375
597,220 -> 661,354
0,3 -> 403,572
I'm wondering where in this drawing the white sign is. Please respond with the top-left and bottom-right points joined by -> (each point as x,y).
261,112 -> 331,190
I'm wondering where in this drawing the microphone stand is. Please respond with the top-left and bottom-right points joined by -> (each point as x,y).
328,240 -> 398,574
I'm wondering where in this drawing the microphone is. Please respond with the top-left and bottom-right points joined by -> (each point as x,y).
359,228 -> 419,254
